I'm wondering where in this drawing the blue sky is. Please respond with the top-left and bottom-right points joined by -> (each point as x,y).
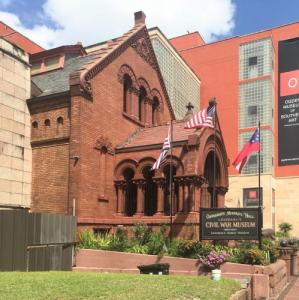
0,0 -> 298,48
233,0 -> 299,36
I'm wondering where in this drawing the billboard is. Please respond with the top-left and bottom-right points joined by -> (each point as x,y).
200,208 -> 261,240
278,38 -> 299,166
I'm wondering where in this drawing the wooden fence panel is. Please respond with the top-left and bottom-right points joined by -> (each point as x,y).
0,209 -> 76,271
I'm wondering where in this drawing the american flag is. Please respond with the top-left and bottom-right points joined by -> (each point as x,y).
184,104 -> 215,129
151,126 -> 171,170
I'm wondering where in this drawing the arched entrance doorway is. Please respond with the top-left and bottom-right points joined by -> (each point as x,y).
201,151 -> 220,208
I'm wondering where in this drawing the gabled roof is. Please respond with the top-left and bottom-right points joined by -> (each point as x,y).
69,22 -> 175,119
116,121 -> 200,151
31,15 -> 175,119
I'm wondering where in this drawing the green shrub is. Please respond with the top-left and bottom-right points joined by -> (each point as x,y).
127,244 -> 149,254
78,230 -> 97,249
169,239 -> 201,258
132,222 -> 151,245
261,239 -> 279,263
276,222 -> 293,238
147,228 -> 168,255
108,226 -> 129,252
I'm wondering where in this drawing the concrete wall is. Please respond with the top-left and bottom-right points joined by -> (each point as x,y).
0,38 -> 31,208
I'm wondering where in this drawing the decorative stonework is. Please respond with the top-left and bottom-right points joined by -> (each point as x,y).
137,77 -> 151,96
94,136 -> 114,155
117,64 -> 137,88
131,37 -> 156,70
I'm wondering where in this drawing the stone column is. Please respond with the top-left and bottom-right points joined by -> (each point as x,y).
183,182 -> 189,212
116,182 -> 125,214
178,181 -> 184,213
154,178 -> 164,215
194,178 -> 202,212
216,187 -> 228,208
131,88 -> 139,118
189,183 -> 195,212
135,181 -> 145,215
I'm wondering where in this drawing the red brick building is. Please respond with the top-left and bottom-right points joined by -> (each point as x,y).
28,12 -> 229,238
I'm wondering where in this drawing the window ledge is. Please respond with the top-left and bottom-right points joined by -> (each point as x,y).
122,112 -> 145,127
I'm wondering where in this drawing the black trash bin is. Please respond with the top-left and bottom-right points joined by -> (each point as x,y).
138,263 -> 170,275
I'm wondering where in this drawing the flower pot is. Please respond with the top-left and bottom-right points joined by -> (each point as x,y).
211,269 -> 221,281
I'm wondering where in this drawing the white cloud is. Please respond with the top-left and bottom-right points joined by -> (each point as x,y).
0,0 -> 235,49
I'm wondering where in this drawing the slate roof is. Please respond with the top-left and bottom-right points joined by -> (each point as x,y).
31,54 -> 96,97
117,121 -> 201,149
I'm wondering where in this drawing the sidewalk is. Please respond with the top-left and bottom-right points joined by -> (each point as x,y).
281,276 -> 299,300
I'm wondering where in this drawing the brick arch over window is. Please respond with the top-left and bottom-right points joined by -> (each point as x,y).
117,64 -> 137,88
158,155 -> 184,176
150,89 -> 164,112
137,78 -> 151,96
114,159 -> 138,180
136,157 -> 156,176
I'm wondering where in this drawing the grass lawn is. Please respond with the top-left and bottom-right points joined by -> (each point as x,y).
0,271 -> 240,300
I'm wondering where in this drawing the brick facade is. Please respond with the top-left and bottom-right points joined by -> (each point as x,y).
29,12 -> 229,238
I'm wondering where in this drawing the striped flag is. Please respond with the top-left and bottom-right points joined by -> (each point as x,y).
152,126 -> 171,170
184,104 -> 215,129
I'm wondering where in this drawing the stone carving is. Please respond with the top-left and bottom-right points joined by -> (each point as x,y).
94,136 -> 114,155
131,37 -> 156,70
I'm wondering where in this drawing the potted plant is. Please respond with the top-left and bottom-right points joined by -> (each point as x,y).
200,250 -> 229,281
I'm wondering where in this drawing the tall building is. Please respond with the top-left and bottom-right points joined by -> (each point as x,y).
171,22 -> 299,234
85,27 -> 200,119
0,37 -> 32,209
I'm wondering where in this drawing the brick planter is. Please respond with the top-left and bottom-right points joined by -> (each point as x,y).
74,249 -> 288,300
221,260 -> 287,300
74,249 -> 204,275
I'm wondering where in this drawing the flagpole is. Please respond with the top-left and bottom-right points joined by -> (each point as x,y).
211,97 -> 217,208
169,119 -> 173,241
258,120 -> 262,249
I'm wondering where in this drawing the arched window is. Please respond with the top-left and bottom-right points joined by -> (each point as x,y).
57,116 -> 64,125
138,86 -> 147,122
204,151 -> 220,208
44,119 -> 50,127
123,168 -> 137,216
32,121 -> 38,129
143,166 -> 157,216
163,165 -> 178,215
152,97 -> 159,125
123,74 -> 132,113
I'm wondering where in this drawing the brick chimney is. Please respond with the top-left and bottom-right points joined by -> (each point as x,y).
134,11 -> 146,25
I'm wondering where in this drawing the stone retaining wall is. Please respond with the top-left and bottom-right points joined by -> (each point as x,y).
75,249 -> 288,300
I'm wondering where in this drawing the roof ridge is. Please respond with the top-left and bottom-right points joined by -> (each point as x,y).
69,23 -> 146,95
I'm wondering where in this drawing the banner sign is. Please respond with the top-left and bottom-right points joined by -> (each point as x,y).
200,208 -> 261,240
278,38 -> 299,166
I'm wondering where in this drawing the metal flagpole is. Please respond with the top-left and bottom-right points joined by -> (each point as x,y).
211,98 -> 217,208
169,119 -> 174,240
258,120 -> 262,249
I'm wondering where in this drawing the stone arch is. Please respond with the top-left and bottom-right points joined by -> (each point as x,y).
150,89 -> 164,111
136,157 -> 156,176
197,128 -> 229,208
117,64 -> 137,88
114,159 -> 138,180
137,77 -> 151,97
159,155 -> 184,176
